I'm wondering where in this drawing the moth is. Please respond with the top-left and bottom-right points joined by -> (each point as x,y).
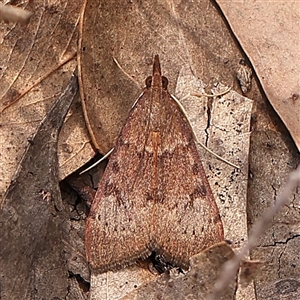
86,55 -> 224,272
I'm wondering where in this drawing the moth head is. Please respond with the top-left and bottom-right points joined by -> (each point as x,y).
145,76 -> 169,89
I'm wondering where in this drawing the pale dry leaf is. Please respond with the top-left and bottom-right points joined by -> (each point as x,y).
215,0 -> 300,150
0,0 -> 94,201
248,131 -> 300,300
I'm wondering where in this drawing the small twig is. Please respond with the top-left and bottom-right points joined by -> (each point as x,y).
0,3 -> 33,24
208,164 -> 300,300
1,51 -> 76,113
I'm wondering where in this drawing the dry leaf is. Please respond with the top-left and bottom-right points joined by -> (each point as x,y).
0,0 -> 94,202
257,278 -> 300,299
121,242 -> 237,300
240,260 -> 264,287
215,0 -> 300,150
0,73 -> 78,298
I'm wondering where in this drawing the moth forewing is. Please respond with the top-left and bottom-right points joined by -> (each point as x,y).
85,55 -> 224,272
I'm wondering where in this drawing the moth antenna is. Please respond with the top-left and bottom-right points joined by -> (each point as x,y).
79,148 -> 114,175
113,56 -> 140,87
179,87 -> 231,101
171,93 -> 239,170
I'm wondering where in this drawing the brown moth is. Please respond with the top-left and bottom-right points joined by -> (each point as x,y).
86,55 -> 224,272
